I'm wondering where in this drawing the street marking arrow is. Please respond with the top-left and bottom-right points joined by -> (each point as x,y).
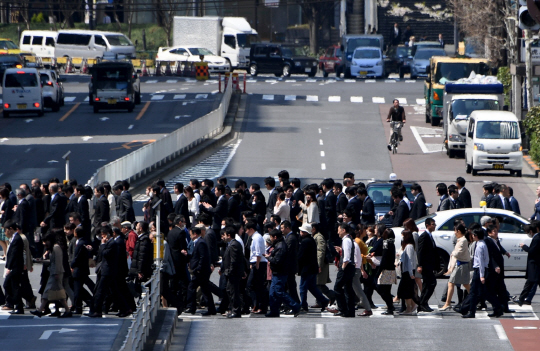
39,328 -> 77,340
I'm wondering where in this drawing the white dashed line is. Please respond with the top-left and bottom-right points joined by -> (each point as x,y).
84,96 -> 89,102
315,324 -> 324,339
406,80 -> 417,83
307,95 -> 318,102
493,325 -> 508,340
385,80 -> 396,83
372,97 -> 385,103
319,139 -> 323,145
320,151 -> 325,157
146,80 -> 157,84
285,95 -> 296,101
262,95 -> 274,100
318,128 -> 322,134
151,95 -> 164,100
321,163 -> 326,170
416,98 -> 426,105
128,125 -> 133,130
328,96 -> 341,102
306,79 -> 317,83
285,80 -> 296,83
174,94 -> 186,99
397,98 -> 407,105
365,79 -> 376,83
350,96 -> 363,103
344,79 -> 356,83
64,96 -> 76,102
166,80 -> 177,83
195,94 -> 208,99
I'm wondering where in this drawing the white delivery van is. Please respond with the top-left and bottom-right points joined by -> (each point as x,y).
55,30 -> 136,60
465,110 -> 523,176
2,67 -> 44,118
19,30 -> 58,58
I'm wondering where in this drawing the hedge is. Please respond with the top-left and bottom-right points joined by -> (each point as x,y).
524,106 -> 540,164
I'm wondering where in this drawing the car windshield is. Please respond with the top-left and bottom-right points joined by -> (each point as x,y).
346,38 -> 381,54
451,99 -> 499,121
396,47 -> 412,57
281,46 -> 305,57
354,49 -> 380,59
188,48 -> 214,56
367,184 -> 413,208
415,49 -> 445,60
434,62 -> 490,83
105,35 -> 132,46
95,67 -> 130,90
4,72 -> 38,87
476,121 -> 520,139
0,40 -> 18,50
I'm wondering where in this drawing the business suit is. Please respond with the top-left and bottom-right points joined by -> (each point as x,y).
227,194 -> 240,222
92,238 -> 119,315
167,225 -> 189,311
458,187 -> 472,208
410,193 -> 427,220
509,196 -> 520,214
519,233 -> 540,303
221,239 -> 245,316
76,195 -> 91,235
336,192 -> 348,215
436,194 -> 448,212
174,193 -> 191,228
160,187 -> 174,216
13,198 -> 30,234
392,199 -> 410,227
284,231 -> 300,303
0,198 -> 14,227
346,196 -> 362,225
297,234 -> 327,310
43,193 -> 68,229
531,200 -> 540,221
266,189 -> 278,220
485,236 -> 510,311
489,195 -> 505,209
324,191 -> 337,233
361,196 -> 375,225
186,237 -> 216,314
440,197 -> 460,211
65,194 -> 78,222
117,191 -> 136,223
93,195 -> 110,231
417,230 -> 439,308
202,195 -> 228,231
204,227 -> 219,265
19,234 -> 35,305
71,238 -> 90,311
25,194 -> 37,235
5,233 -> 25,311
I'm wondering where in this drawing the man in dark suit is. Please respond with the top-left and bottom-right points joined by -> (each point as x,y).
197,214 -> 219,265
438,33 -> 445,47
322,178 -> 337,238
391,23 -> 401,46
335,183 -> 348,215
281,220 -> 300,303
115,184 -> 135,223
13,189 -> 31,235
506,187 -> 520,214
112,227 -> 134,316
345,187 -> 362,225
489,184 -> 506,209
75,185 -> 91,238
3,220 -> 25,314
173,182 -> 190,228
167,215 -> 189,313
485,225 -> 513,314
201,184 -> 228,231
41,183 -> 68,230
86,226 -> 119,318
410,183 -> 427,220
130,221 -> 154,282
184,226 -> 216,316
290,178 -> 304,231
226,189 -> 240,222
440,185 -> 461,211
220,226 -> 245,318
456,177 -> 472,208
517,222 -> 540,305
417,217 -> 439,312
436,183 -> 448,212
392,189 -> 409,227
92,185 -> 110,234
358,188 -> 375,225
70,226 -> 90,314
157,180 -> 174,216
483,183 -> 495,207
264,177 -> 278,221
64,186 -> 78,223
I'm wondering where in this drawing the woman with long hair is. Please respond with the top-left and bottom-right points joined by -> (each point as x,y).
441,223 -> 471,311
375,229 -> 397,314
403,218 -> 423,292
398,229 -> 418,315
298,190 -> 319,225
0,187 -> 14,259
184,185 -> 199,224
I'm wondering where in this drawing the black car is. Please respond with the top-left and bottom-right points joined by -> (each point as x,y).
249,43 -> 318,77
384,45 -> 413,78
366,181 -> 415,227
0,54 -> 23,80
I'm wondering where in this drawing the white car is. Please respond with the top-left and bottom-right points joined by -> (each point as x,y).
350,47 -> 385,78
39,69 -> 64,112
391,208 -> 531,275
156,46 -> 230,73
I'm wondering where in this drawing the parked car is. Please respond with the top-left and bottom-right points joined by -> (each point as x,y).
392,208 -> 531,276
0,38 -> 24,55
366,180 -> 417,227
0,54 -> 23,80
39,69 -> 65,112
411,48 -> 446,79
249,43 -> 318,77
156,46 -> 230,73
350,47 -> 386,78
384,45 -> 413,78
2,67 -> 44,118
412,41 -> 443,55
319,45 -> 342,77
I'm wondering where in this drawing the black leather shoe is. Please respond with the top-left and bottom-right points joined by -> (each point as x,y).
453,306 -> 463,314
201,311 -> 216,316
422,305 -> 434,312
516,300 -> 524,307
87,312 -> 103,318
43,308 -> 52,316
462,314 -> 475,318
58,311 -> 73,318
74,309 -> 83,315
504,309 -> 515,314
9,309 -> 24,315
488,311 -> 503,318
30,310 -> 43,317
50,310 -> 61,317
381,311 -> 393,315
333,312 -> 344,317
226,312 -> 241,318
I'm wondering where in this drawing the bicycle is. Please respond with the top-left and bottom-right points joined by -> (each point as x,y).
389,121 -> 403,154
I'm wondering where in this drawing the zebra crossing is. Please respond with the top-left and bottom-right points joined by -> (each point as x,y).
254,94 -> 427,105
50,92 -> 221,104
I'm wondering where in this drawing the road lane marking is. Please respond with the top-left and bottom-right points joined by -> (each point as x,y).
365,79 -> 376,83
397,98 -> 407,105
0,324 -> 119,328
151,95 -> 164,100
59,103 -> 80,122
196,94 -> 208,99
513,326 -> 538,329
372,97 -> 385,103
146,80 -> 157,84
319,139 -> 323,145
135,101 -> 151,121
166,79 -> 177,83
64,96 -> 76,102
315,324 -> 324,338
328,96 -> 340,102
385,79 -> 396,83
174,94 -> 186,99
128,125 -> 134,130
84,96 -> 89,102
321,163 -> 326,170
320,151 -> 325,157
285,95 -> 296,101
350,96 -> 363,103
262,95 -> 274,100
306,79 -> 317,82
406,80 -> 416,83
416,98 -> 425,105
493,325 -> 508,340
285,79 -> 296,83
307,95 -> 318,102
344,79 -> 356,83
318,128 -> 321,134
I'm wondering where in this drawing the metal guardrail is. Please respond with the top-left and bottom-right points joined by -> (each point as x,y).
120,266 -> 161,351
86,77 -> 233,187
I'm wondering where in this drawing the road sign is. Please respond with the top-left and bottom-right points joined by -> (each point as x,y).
39,328 -> 77,340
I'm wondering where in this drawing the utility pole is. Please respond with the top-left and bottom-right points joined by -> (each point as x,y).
525,29 -> 534,109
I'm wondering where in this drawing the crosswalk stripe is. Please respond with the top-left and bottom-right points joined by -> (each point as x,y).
365,79 -> 376,83
350,96 -> 363,103
405,80 -> 417,83
285,95 -> 296,101
344,79 -> 356,83
416,98 -> 426,105
195,94 -> 208,99
285,79 -> 296,83
385,79 -> 397,83
328,96 -> 341,102
151,95 -> 164,100
166,79 -> 177,83
262,95 -> 274,100
372,97 -> 385,103
64,96 -> 76,102
306,95 -> 318,102
306,79 -> 317,83
146,80 -> 157,84
397,98 -> 407,104
84,96 -> 89,102
174,94 -> 186,99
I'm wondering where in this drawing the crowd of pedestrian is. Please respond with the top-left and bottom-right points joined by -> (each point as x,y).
0,170 -> 539,319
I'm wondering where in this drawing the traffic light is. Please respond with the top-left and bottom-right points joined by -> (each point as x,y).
521,0 -> 540,30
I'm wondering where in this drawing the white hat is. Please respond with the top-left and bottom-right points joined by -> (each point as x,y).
299,223 -> 312,234
389,173 -> 397,181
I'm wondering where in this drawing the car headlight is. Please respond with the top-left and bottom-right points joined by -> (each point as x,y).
512,143 -> 523,152
448,134 -> 464,142
352,61 -> 358,66
295,62 -> 301,66
376,60 -> 383,66
474,143 -> 484,151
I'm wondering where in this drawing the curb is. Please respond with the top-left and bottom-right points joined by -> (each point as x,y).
151,309 -> 178,351
523,155 -> 540,177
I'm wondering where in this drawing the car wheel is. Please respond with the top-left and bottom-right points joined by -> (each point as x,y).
435,249 -> 450,278
94,106 -> 99,114
135,91 -> 141,104
431,117 -> 440,126
3,110 -> 9,118
225,59 -> 232,73
89,94 -> 94,105
60,96 -> 65,106
425,110 -> 430,123
282,65 -> 291,77
344,67 -> 352,78
323,70 -> 329,78
472,161 -> 478,176
399,67 -> 405,79
411,75 -> 417,80
37,108 -> 44,117
128,104 -> 134,113
308,70 -> 316,77
465,161 -> 472,174
447,148 -> 455,158
249,64 -> 258,77
516,170 -> 522,177
52,100 -> 60,112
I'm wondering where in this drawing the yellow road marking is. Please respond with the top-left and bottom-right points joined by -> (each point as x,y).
135,101 -> 151,121
59,103 -> 80,121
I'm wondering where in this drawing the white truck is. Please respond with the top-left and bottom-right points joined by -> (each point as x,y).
173,16 -> 259,70
443,76 -> 504,158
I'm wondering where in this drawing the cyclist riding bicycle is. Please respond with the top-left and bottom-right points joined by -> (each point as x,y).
386,99 -> 406,151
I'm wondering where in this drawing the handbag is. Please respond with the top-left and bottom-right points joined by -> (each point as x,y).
377,269 -> 397,285
48,288 -> 67,301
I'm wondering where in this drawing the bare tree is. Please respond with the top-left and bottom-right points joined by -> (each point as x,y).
154,0 -> 180,46
124,0 -> 135,38
296,0 -> 338,54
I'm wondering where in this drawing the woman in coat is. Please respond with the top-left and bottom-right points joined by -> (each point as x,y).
398,229 -> 418,315
312,223 -> 335,307
441,223 -> 471,311
0,187 -> 14,259
375,228 -> 396,315
298,190 -> 319,225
